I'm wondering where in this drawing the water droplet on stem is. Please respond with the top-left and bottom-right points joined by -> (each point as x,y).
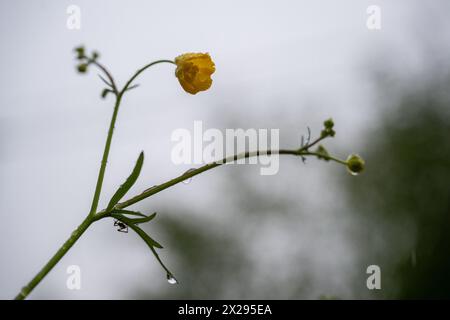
182,168 -> 196,184
167,274 -> 178,285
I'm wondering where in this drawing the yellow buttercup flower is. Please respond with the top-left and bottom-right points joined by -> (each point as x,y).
175,53 -> 215,94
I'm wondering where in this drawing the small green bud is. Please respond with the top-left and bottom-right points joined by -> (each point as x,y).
324,118 -> 334,130
321,128 -> 335,138
101,88 -> 110,98
77,63 -> 88,73
74,46 -> 85,59
328,129 -> 335,137
92,51 -> 100,60
316,144 -> 330,161
321,118 -> 336,138
346,154 -> 365,176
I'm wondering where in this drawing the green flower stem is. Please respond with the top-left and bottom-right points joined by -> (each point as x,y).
121,60 -> 175,93
14,59 -> 176,300
14,214 -> 97,300
15,144 -> 345,299
88,94 -> 122,215
13,54 -> 347,300
110,135 -> 337,210
108,148 -> 346,212
14,94 -> 124,300
90,59 -> 175,215
302,151 -> 348,165
88,59 -> 118,94
89,59 -> 176,215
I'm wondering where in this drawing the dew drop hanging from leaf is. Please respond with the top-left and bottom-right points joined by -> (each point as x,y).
167,274 -> 179,285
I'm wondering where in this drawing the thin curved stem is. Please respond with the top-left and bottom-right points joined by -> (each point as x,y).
110,148 -> 346,212
88,95 -> 122,216
87,59 -> 118,95
108,133 -> 338,211
14,215 -> 95,300
14,51 -> 348,300
121,60 -> 175,94
302,151 -> 347,165
15,93 -> 124,299
304,135 -> 326,151
14,58 -> 177,300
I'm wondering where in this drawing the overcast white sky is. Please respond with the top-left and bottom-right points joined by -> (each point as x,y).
1,0 -> 449,299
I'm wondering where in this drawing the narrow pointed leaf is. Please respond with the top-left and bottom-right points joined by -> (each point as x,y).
106,152 -> 144,211
112,214 -> 163,249
127,221 -> 163,249
149,246 -> 173,276
111,215 -> 172,276
98,74 -> 113,87
125,84 -> 140,91
101,88 -> 112,99
111,211 -> 157,224
127,212 -> 157,225
111,209 -> 147,218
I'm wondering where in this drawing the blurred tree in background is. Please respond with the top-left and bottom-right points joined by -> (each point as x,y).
346,70 -> 450,299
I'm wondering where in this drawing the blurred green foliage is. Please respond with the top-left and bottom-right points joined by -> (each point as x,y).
132,72 -> 450,299
346,73 -> 450,299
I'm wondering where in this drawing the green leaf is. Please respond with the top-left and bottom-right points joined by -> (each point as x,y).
111,215 -> 173,276
111,214 -> 163,249
111,209 -> 147,218
127,221 -> 163,249
111,211 -> 157,224
98,74 -> 113,87
128,212 -> 157,225
101,88 -> 112,99
106,152 -> 144,211
125,84 -> 140,91
149,246 -> 173,277
131,224 -> 163,249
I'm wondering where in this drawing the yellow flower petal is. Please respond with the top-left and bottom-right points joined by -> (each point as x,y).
175,53 -> 215,94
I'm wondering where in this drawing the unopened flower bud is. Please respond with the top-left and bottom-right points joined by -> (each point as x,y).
346,154 -> 365,176
321,118 -> 336,138
316,145 -> 330,161
324,118 -> 334,130
77,63 -> 88,73
101,88 -> 110,98
74,46 -> 85,59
